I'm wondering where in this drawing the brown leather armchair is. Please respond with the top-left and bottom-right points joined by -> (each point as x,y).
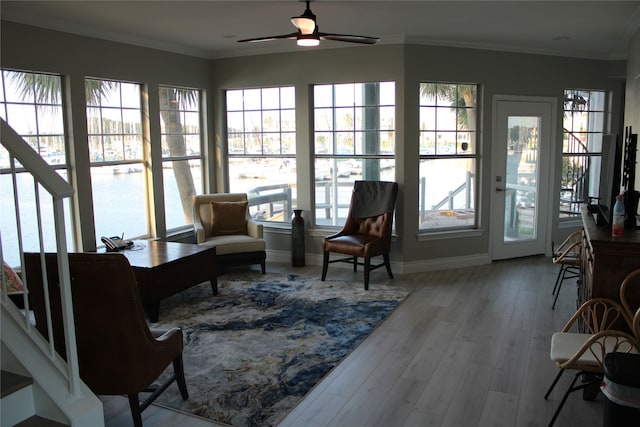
24,252 -> 188,427
321,180 -> 399,290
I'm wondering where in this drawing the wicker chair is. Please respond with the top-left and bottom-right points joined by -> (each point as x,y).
544,268 -> 640,426
551,230 -> 582,309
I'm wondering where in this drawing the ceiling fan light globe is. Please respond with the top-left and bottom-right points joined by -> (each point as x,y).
297,35 -> 320,47
291,17 -> 316,35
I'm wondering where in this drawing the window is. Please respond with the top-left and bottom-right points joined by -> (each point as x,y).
560,89 -> 608,219
86,78 -> 147,241
313,82 -> 395,226
419,82 -> 478,231
0,70 -> 72,266
226,86 -> 296,222
159,86 -> 203,231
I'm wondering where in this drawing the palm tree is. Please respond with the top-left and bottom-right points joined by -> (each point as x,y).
8,71 -> 195,224
158,87 -> 197,221
420,83 -> 476,133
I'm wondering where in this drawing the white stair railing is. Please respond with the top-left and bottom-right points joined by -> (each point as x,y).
1,118 -> 104,426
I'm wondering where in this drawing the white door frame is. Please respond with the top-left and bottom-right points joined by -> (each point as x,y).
490,95 -> 557,260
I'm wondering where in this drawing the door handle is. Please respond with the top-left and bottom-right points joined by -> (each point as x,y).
496,187 -> 505,192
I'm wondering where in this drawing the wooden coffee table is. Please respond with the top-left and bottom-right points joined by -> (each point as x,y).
112,241 -> 217,322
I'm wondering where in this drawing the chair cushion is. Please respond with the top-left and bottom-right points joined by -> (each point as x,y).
209,201 -> 248,236
2,262 -> 23,292
200,234 -> 266,255
550,332 -> 639,367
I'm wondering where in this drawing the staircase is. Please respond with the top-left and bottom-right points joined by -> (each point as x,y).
1,119 -> 104,426
1,371 -> 68,426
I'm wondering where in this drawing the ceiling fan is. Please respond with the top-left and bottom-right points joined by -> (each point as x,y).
237,1 -> 379,47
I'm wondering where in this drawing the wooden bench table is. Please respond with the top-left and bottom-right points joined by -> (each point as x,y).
109,241 -> 217,322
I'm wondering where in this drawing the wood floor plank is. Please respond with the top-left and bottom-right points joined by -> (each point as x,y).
366,377 -> 427,427
402,410 -> 443,427
327,350 -> 413,427
478,391 -> 519,427
439,362 -> 495,427
413,340 -> 476,416
514,349 -> 558,427
400,320 -> 460,382
277,391 -> 346,427
490,327 -> 532,395
321,330 -> 401,398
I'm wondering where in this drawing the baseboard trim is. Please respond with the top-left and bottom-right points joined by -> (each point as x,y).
265,250 -> 491,275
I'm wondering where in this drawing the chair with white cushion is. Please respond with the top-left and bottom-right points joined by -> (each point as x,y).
544,296 -> 639,426
193,193 -> 266,273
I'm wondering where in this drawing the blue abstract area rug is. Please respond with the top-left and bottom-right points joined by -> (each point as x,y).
152,272 -> 410,427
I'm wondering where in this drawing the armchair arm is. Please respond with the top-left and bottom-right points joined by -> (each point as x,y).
558,329 -> 638,370
193,220 -> 207,243
552,230 -> 582,256
561,297 -> 633,334
324,214 -> 366,241
150,328 -> 182,342
553,241 -> 581,262
324,229 -> 349,240
247,219 -> 263,238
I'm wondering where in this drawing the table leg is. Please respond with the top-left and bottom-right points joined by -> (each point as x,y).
146,302 -> 160,323
210,278 -> 218,296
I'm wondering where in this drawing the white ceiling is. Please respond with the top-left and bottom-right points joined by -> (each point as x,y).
2,1 -> 639,60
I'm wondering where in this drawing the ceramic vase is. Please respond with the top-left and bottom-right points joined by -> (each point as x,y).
291,209 -> 305,266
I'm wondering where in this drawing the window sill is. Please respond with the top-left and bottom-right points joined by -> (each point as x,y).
417,227 -> 484,241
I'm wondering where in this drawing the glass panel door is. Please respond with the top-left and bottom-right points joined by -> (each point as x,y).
491,96 -> 555,260
503,116 -> 540,242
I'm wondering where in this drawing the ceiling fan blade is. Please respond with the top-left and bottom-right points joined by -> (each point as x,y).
319,32 -> 379,45
238,1 -> 379,46
237,32 -> 299,43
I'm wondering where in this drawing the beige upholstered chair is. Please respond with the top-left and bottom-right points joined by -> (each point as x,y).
193,193 -> 266,273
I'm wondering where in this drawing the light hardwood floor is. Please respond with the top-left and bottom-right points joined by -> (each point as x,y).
102,256 -> 605,427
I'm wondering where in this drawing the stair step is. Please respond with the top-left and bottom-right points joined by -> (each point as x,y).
1,371 -> 33,398
15,415 -> 69,427
1,372 -> 69,426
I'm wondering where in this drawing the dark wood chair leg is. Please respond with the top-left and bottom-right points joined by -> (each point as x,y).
173,355 -> 189,400
321,252 -> 329,281
260,260 -> 266,274
364,257 -> 371,290
210,278 -> 219,296
383,254 -> 393,278
353,256 -> 358,272
127,393 -> 143,427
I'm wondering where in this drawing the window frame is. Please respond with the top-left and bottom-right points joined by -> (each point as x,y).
0,69 -> 73,266
418,81 -> 480,233
559,88 -> 609,221
312,81 -> 396,228
85,77 -> 149,241
158,84 -> 205,233
225,85 -> 297,223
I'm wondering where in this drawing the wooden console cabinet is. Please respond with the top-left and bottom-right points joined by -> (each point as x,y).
580,206 -> 640,317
